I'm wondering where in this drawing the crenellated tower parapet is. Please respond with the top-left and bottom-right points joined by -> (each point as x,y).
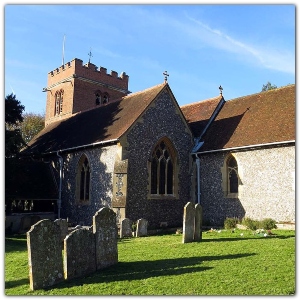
44,58 -> 130,126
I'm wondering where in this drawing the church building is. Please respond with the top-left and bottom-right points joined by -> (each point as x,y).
19,58 -> 295,229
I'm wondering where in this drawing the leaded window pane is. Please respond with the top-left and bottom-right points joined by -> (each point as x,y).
167,160 -> 173,194
159,159 -> 166,194
150,139 -> 175,196
151,158 -> 158,194
229,170 -> 238,193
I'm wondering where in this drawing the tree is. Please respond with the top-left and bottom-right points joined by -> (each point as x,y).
19,113 -> 45,144
5,94 -> 25,158
261,82 -> 277,92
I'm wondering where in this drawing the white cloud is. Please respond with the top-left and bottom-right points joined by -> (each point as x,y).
183,14 -> 295,74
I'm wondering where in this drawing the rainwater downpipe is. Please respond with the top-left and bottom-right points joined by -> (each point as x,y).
57,151 -> 63,219
195,153 -> 201,205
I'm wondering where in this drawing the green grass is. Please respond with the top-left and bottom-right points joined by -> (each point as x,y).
5,229 -> 295,295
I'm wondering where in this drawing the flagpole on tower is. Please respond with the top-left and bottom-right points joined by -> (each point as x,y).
62,34 -> 66,66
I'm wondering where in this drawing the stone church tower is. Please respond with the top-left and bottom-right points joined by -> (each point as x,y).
43,58 -> 130,126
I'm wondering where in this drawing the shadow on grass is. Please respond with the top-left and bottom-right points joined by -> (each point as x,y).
5,235 -> 27,253
202,234 -> 295,243
50,253 -> 256,290
5,278 -> 29,289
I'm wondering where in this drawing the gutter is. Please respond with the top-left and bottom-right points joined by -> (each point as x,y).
24,138 -> 120,157
195,140 -> 295,155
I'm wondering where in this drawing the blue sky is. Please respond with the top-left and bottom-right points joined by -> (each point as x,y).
4,2 -> 295,115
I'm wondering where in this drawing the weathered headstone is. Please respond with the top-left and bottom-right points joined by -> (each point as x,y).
120,218 -> 132,238
182,202 -> 195,243
194,204 -> 203,241
64,228 -> 96,280
27,219 -> 64,290
136,218 -> 148,237
93,207 -> 118,270
54,218 -> 68,242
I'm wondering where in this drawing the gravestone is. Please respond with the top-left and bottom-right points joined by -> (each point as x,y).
64,228 -> 96,280
182,202 -> 195,243
93,207 -> 118,270
136,218 -> 148,237
27,219 -> 64,290
194,204 -> 203,241
54,218 -> 68,242
120,218 -> 132,238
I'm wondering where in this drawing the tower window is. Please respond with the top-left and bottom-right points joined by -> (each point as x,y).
103,93 -> 109,104
55,90 -> 64,115
95,91 -> 102,105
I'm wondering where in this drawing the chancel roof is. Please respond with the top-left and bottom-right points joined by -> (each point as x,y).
21,83 -> 166,156
198,84 -> 295,152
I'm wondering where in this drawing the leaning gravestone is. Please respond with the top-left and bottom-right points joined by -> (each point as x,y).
182,202 -> 195,243
64,228 -> 96,280
136,218 -> 148,237
54,218 -> 68,242
27,219 -> 64,290
120,218 -> 132,238
194,204 -> 203,241
93,207 -> 118,270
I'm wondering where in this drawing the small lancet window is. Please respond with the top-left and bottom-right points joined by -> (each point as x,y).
77,155 -> 91,203
227,155 -> 238,194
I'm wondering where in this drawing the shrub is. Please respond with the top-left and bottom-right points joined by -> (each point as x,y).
241,217 -> 260,231
260,218 -> 277,230
224,217 -> 239,229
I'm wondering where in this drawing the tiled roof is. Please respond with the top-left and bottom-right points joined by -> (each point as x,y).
199,84 -> 295,152
5,159 -> 58,200
181,96 -> 223,137
21,83 -> 166,156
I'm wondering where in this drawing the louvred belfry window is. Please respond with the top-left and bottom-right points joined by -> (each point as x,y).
150,140 -> 175,195
55,90 -> 64,115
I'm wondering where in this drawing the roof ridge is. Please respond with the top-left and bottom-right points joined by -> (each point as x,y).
123,82 -> 166,99
180,95 -> 221,108
226,84 -> 295,103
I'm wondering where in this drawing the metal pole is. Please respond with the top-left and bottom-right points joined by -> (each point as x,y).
195,154 -> 201,205
56,152 -> 63,219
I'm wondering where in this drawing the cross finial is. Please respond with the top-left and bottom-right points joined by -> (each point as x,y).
163,71 -> 169,83
88,48 -> 93,63
219,85 -> 223,95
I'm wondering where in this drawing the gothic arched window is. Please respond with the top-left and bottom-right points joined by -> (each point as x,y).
227,155 -> 238,194
76,154 -> 91,204
103,93 -> 109,104
95,91 -> 102,105
55,90 -> 64,115
150,138 -> 176,196
221,153 -> 241,198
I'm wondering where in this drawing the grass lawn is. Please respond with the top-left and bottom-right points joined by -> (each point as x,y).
5,228 -> 295,295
